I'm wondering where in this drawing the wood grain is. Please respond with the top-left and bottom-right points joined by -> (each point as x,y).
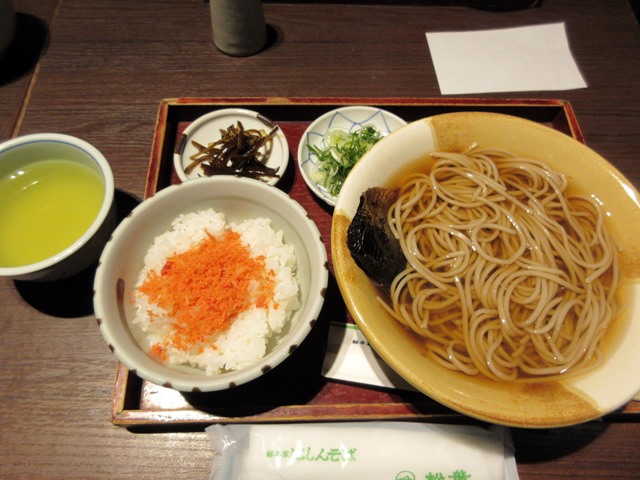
1,0 -> 639,478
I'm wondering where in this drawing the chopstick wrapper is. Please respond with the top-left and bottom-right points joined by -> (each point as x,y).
426,22 -> 587,95
206,421 -> 519,480
321,321 -> 416,390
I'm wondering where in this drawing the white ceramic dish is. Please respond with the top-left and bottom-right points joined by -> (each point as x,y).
297,106 -> 407,207
94,176 -> 328,392
0,133 -> 115,282
173,108 -> 289,185
332,111 -> 640,427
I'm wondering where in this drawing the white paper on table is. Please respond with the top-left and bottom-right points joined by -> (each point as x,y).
426,22 -> 587,95
321,321 -> 416,391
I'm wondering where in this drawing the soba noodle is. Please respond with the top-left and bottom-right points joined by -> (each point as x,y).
381,147 -> 619,382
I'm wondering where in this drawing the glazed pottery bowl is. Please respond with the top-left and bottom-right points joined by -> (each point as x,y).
332,112 -> 640,427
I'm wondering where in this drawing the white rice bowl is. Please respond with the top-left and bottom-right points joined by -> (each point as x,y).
95,176 -> 328,392
132,209 -> 300,375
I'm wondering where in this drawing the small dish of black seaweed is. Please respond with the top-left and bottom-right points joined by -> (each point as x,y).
174,108 -> 289,185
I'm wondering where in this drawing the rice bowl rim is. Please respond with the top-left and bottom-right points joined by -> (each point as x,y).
94,176 -> 328,392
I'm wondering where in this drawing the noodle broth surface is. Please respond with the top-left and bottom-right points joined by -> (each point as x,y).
378,148 -> 624,383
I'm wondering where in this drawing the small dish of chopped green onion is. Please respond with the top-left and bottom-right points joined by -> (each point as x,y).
297,106 -> 407,206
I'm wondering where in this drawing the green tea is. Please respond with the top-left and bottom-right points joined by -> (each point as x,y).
0,159 -> 104,267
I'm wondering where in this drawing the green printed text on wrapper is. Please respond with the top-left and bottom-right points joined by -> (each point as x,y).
266,446 -> 357,463
206,422 -> 518,480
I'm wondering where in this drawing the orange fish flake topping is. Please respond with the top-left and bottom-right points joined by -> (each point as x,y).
138,229 -> 277,355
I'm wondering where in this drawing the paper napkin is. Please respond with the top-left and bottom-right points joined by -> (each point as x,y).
426,22 -> 587,95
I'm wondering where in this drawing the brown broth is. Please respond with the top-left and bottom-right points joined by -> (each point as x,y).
370,152 -> 634,383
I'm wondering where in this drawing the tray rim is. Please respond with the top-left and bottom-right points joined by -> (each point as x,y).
114,96 -> 637,429
145,96 -> 585,200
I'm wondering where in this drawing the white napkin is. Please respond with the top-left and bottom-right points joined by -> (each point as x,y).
426,22 -> 587,95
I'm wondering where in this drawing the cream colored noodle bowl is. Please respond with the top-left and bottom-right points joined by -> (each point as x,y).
332,112 -> 640,428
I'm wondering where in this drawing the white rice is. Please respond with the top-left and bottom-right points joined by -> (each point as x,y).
132,208 -> 300,374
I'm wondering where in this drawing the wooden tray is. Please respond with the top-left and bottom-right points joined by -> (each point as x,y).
112,97 -> 639,429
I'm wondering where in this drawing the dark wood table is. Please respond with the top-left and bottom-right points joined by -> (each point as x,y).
1,0 -> 639,478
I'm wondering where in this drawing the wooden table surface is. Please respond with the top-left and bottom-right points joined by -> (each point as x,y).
1,0 -> 639,478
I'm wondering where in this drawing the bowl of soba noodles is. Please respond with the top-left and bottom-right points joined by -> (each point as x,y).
331,111 -> 640,427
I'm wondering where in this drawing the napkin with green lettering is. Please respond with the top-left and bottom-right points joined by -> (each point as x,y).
207,422 -> 520,480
